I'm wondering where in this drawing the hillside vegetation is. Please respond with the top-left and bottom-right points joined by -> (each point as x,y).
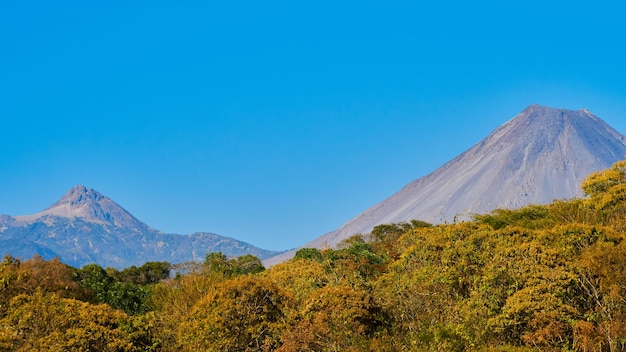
3,160 -> 626,351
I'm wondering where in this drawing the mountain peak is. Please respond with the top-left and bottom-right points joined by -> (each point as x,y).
522,103 -> 548,112
265,105 -> 626,265
45,185 -> 114,222
517,104 -> 581,118
15,185 -> 148,230
51,185 -> 104,209
3,185 -> 281,268
498,105 -> 625,147
517,104 -> 596,117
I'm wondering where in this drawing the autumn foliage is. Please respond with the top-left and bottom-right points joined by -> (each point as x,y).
3,160 -> 626,351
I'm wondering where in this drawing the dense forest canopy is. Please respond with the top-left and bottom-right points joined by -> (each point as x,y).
2,160 -> 626,351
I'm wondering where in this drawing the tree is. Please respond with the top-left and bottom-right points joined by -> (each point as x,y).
580,159 -> 626,231
204,251 -> 231,275
279,284 -> 384,351
106,281 -> 152,315
0,255 -> 84,311
234,254 -> 265,275
178,276 -> 289,351
0,290 -> 147,351
113,262 -> 171,286
204,252 -> 264,277
74,263 -> 112,303
149,268 -> 225,350
329,235 -> 387,281
582,160 -> 626,198
294,248 -> 323,262
473,205 -> 552,230
572,232 -> 626,351
371,220 -> 432,242
74,263 -> 152,315
260,257 -> 329,305
371,220 -> 433,260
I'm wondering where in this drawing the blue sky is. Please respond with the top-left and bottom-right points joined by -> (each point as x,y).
2,1 -> 626,251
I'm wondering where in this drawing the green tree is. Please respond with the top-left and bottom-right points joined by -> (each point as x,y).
113,262 -> 171,285
74,263 -> 112,303
294,247 -> 323,262
234,254 -> 265,275
371,220 -> 433,260
204,252 -> 264,277
74,263 -> 152,315
204,251 -> 233,276
106,281 -> 152,315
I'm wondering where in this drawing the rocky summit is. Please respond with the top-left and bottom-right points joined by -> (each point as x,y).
265,105 -> 626,265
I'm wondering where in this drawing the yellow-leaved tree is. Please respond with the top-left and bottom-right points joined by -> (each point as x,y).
0,290 -> 153,351
178,276 -> 289,352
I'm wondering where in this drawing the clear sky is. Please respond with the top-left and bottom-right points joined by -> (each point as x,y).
2,1 -> 626,251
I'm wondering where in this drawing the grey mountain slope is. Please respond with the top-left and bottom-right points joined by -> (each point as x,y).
0,185 -> 280,268
265,105 -> 626,265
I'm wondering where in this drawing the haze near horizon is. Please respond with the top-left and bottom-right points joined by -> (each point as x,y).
1,1 -> 626,251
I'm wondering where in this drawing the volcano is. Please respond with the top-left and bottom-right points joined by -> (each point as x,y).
266,105 -> 626,265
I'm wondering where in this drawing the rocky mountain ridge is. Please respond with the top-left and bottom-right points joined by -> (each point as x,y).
0,186 -> 280,268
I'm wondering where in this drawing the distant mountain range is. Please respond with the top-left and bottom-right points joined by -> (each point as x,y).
0,185 -> 280,269
265,105 -> 626,265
